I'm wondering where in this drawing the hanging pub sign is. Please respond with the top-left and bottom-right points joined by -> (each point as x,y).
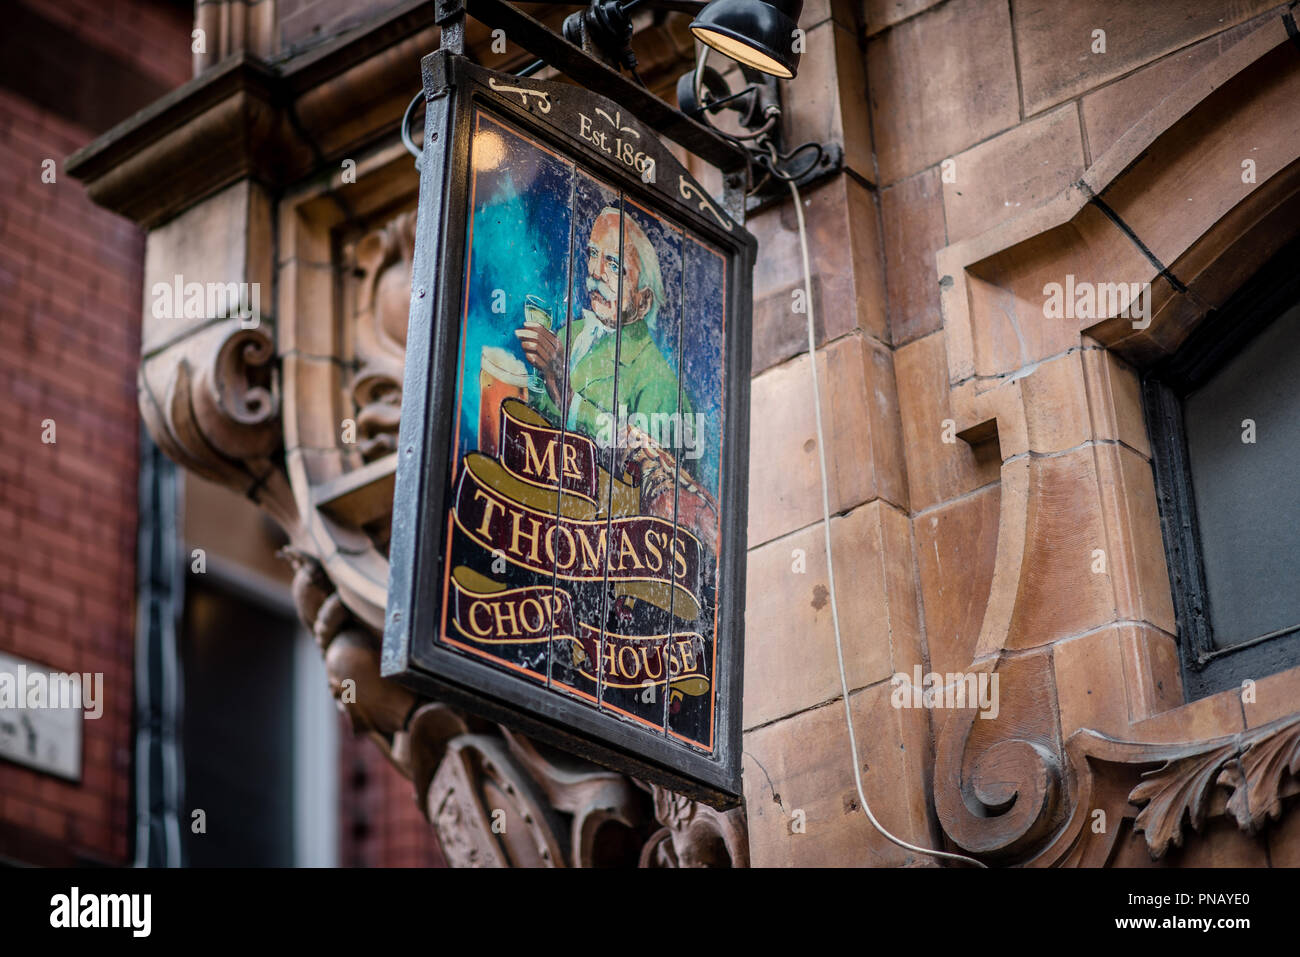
384,50 -> 754,806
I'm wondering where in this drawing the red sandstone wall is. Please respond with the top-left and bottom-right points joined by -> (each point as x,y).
277,0 -> 413,53
737,0 -> 1295,867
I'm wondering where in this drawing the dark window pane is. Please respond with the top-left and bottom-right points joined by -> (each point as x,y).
1184,301 -> 1300,650
180,582 -> 296,866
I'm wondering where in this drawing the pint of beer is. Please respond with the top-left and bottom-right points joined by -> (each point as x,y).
478,346 -> 529,456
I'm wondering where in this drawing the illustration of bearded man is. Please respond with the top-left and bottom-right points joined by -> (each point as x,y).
515,205 -> 687,437
515,206 -> 719,553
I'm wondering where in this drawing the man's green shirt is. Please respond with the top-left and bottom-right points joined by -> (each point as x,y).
533,315 -> 689,438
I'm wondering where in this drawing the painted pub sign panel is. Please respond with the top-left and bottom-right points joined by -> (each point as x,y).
385,53 -> 754,804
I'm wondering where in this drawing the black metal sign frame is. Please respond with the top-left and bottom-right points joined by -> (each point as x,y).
383,50 -> 755,806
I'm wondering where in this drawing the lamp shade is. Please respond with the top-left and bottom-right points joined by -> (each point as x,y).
689,0 -> 803,79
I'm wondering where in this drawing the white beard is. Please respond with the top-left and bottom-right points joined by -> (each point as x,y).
581,307 -> 613,328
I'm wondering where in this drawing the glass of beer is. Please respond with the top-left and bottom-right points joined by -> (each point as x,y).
522,294 -> 552,395
479,345 -> 529,456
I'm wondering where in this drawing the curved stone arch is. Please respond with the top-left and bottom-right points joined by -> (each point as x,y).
930,15 -> 1300,864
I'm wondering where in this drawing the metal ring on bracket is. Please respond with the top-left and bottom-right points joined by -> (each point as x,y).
401,89 -> 426,167
400,58 -> 546,169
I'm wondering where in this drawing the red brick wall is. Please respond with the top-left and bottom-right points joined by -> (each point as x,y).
24,0 -> 191,89
0,0 -> 189,865
339,728 -> 447,868
1,0 -> 449,869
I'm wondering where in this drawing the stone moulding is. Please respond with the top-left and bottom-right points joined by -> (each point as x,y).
931,14 -> 1300,866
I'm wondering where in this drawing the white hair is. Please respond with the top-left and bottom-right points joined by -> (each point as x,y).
595,206 -> 664,332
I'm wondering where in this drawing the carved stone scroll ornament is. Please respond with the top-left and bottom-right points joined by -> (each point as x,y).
641,785 -> 750,867
931,657 -> 1066,863
136,207 -> 748,867
139,321 -> 301,536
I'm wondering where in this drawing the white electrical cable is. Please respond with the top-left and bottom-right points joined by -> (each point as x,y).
787,175 -> 987,869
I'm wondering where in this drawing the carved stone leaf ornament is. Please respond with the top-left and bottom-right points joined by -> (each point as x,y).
1129,742 -> 1239,857
998,713 -> 1300,866
1224,717 -> 1300,831
1130,716 -> 1300,857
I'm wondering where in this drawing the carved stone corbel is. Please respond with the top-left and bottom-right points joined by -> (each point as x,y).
931,380 -> 1067,862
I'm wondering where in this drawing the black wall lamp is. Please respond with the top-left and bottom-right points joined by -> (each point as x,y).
690,0 -> 802,79
677,0 -> 837,204
557,0 -> 804,79
404,0 -> 839,206
563,0 -> 806,80
563,0 -> 833,197
557,0 -> 840,202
